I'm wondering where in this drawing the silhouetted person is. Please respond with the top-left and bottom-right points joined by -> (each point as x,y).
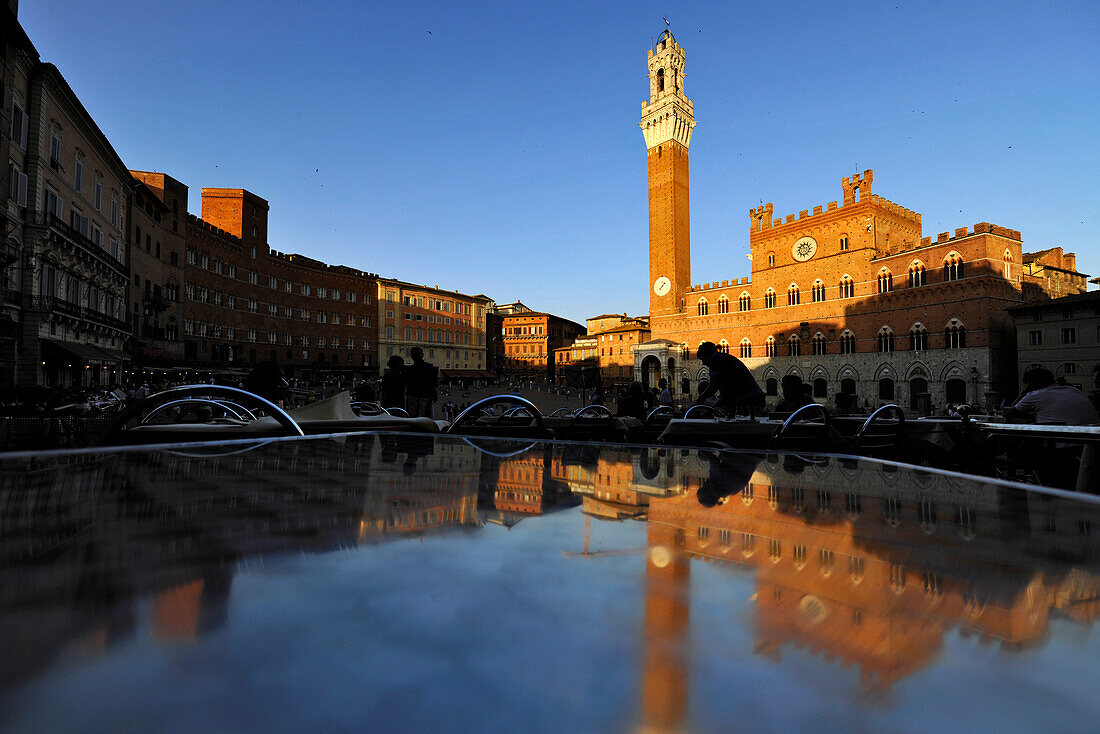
657,378 -> 673,407
1006,367 -> 1098,425
245,361 -> 289,406
694,342 -> 765,414
697,452 -> 762,507
353,381 -> 376,403
380,355 -> 406,410
1004,366 -> 1099,491
405,347 -> 438,418
616,381 -> 648,421
775,375 -> 812,413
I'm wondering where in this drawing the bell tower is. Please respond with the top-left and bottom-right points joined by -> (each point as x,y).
641,29 -> 695,319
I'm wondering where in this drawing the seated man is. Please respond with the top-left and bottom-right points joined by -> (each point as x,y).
1006,367 -> 1099,425
615,381 -> 648,421
1005,366 -> 1098,491
774,375 -> 812,413
694,342 -> 765,415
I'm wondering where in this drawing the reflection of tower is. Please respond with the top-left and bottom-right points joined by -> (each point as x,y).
642,30 -> 695,320
152,568 -> 233,640
639,520 -> 689,733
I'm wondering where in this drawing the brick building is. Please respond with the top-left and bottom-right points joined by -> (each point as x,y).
634,31 -> 1088,411
175,185 -> 379,377
1008,290 -> 1100,395
556,313 -> 650,387
127,172 -> 186,365
487,301 -> 531,374
377,278 -> 490,376
1021,247 -> 1089,300
501,309 -> 585,379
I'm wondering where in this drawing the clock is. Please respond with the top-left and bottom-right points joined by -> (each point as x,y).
653,276 -> 672,296
792,236 -> 818,262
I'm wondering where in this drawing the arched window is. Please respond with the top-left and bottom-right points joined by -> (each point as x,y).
839,235 -> 849,251
879,378 -> 895,400
787,284 -> 800,306
766,377 -> 778,396
878,326 -> 895,353
909,261 -> 926,287
812,280 -> 825,302
765,336 -> 777,357
697,298 -> 708,316
739,338 -> 752,359
839,275 -> 854,299
1003,249 -> 1012,279
945,321 -> 967,348
943,252 -> 964,281
768,253 -> 776,267
877,267 -> 893,294
739,292 -> 751,311
717,295 -> 729,314
909,377 -> 928,410
812,332 -> 827,356
839,330 -> 856,354
813,378 -> 827,397
945,378 -> 967,404
910,323 -> 928,351
65,277 -> 81,305
788,334 -> 801,357
718,339 -> 730,354
657,67 -> 664,92
764,288 -> 776,308
840,378 -> 856,395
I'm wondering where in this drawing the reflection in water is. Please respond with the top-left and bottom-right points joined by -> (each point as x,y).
561,446 -> 1100,730
0,436 -> 1096,729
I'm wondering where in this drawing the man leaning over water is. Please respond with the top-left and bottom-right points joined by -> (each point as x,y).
693,341 -> 766,416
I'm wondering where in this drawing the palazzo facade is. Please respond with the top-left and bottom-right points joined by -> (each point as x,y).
635,31 -> 1058,411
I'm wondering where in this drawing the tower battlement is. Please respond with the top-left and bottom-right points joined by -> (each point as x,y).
749,170 -> 921,241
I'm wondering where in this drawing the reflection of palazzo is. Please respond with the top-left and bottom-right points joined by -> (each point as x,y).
636,454 -> 1100,725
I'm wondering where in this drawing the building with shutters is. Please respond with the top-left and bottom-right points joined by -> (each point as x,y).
3,7 -> 133,387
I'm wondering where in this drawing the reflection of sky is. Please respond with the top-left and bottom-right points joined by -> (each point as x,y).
2,511 -> 648,734
3,507 -> 1099,733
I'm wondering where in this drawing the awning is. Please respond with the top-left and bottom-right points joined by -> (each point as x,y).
96,347 -> 130,363
41,338 -> 111,363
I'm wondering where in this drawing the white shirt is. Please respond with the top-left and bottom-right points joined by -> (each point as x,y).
1013,385 -> 1099,425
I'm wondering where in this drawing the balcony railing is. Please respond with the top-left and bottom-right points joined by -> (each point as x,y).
36,210 -> 126,276
143,291 -> 171,312
83,307 -> 130,332
29,295 -> 130,334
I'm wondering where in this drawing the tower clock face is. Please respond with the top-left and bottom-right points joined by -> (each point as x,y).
792,236 -> 818,262
653,276 -> 672,296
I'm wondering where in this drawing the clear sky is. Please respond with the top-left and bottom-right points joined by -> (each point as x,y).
19,0 -> 1099,324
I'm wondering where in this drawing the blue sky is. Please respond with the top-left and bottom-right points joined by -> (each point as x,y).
19,0 -> 1099,323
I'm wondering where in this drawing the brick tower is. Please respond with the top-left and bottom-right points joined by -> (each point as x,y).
642,29 -> 695,319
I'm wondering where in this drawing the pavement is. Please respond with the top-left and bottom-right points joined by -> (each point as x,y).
435,382 -> 595,416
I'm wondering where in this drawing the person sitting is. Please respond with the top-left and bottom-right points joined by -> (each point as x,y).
616,381 -> 649,421
693,342 -> 766,416
774,375 -> 812,413
1006,367 -> 1099,425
